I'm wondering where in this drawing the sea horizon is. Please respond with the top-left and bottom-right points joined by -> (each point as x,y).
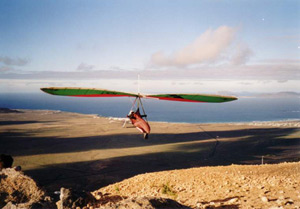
1,92 -> 299,124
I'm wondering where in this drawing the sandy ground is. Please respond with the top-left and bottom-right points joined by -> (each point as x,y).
0,109 -> 299,198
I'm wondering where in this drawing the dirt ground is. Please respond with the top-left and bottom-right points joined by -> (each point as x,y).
0,109 -> 299,207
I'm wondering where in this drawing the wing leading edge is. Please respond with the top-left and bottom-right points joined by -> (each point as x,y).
40,87 -> 138,97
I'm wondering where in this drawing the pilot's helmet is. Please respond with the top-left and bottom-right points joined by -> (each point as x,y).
128,110 -> 134,115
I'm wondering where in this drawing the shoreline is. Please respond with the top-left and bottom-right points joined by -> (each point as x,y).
4,107 -> 300,127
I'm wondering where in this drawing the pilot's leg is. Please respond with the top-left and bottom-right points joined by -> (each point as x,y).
143,133 -> 148,139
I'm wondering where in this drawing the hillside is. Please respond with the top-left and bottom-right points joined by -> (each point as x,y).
94,162 -> 300,208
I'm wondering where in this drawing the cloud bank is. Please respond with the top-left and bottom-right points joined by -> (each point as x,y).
1,61 -> 298,82
151,26 -> 236,67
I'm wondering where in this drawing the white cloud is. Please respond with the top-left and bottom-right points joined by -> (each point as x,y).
231,43 -> 253,65
0,66 -> 15,72
151,26 -> 236,67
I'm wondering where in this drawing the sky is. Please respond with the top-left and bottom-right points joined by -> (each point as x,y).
0,0 -> 299,94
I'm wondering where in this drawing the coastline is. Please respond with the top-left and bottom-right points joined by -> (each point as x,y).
11,108 -> 300,126
15,108 -> 300,127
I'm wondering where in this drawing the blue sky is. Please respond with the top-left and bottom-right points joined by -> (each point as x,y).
0,0 -> 299,93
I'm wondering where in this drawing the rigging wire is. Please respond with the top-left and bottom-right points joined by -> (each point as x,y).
129,97 -> 138,112
138,97 -> 148,122
197,125 -> 220,158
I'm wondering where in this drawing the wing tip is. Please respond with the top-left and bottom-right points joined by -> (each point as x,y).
227,97 -> 238,102
40,87 -> 47,92
40,87 -> 52,95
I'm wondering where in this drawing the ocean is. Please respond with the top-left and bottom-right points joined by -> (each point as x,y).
0,93 -> 299,123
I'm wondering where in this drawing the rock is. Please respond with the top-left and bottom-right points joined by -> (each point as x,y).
285,199 -> 294,205
261,196 -> 269,203
112,197 -> 191,209
57,187 -> 71,209
177,187 -> 186,192
2,201 -> 55,209
257,185 -> 264,189
44,196 -> 52,202
2,202 -> 17,209
94,192 -> 103,200
228,197 -> 238,204
0,168 -> 45,208
56,187 -> 96,209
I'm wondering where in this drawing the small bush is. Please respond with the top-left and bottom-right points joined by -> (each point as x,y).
161,183 -> 177,198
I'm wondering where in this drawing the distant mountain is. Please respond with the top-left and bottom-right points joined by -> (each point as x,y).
0,108 -> 23,113
256,92 -> 300,98
226,91 -> 300,98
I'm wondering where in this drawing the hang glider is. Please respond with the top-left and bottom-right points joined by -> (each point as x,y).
41,87 -> 237,139
40,87 -> 237,103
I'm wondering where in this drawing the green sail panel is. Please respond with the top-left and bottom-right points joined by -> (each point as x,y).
40,87 -> 138,97
146,94 -> 237,103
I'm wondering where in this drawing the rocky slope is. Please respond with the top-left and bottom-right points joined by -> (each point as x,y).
0,168 -> 54,208
1,162 -> 299,208
93,162 -> 300,209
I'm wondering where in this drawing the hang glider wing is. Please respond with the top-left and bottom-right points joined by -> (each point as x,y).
41,87 -> 237,102
40,87 -> 138,97
145,94 -> 237,103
